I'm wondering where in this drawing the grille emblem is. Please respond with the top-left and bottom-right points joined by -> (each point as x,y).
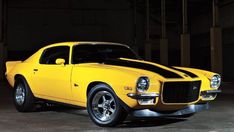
192,86 -> 198,90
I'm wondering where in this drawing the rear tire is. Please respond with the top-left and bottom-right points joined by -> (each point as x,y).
87,84 -> 127,127
13,77 -> 35,112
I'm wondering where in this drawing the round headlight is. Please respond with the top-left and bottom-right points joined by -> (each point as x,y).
136,77 -> 149,92
210,75 -> 221,88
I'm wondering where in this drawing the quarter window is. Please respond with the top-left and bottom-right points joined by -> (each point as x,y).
40,46 -> 70,64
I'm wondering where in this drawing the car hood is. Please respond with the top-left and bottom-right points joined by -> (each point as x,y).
81,58 -> 200,81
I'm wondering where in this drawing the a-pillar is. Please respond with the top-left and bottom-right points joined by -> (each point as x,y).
181,0 -> 190,67
210,0 -> 222,74
160,0 -> 168,65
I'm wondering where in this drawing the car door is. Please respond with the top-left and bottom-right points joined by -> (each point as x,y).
32,46 -> 73,102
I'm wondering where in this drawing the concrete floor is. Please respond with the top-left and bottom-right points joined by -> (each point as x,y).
0,82 -> 234,132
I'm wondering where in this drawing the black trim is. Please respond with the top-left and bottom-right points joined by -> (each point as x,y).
104,59 -> 183,78
118,97 -> 133,112
163,81 -> 201,103
170,67 -> 198,78
35,97 -> 86,110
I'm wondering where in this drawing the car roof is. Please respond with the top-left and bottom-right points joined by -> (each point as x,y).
43,41 -> 129,49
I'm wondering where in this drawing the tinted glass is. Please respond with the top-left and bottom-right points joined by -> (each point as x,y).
40,46 -> 70,64
72,44 -> 139,64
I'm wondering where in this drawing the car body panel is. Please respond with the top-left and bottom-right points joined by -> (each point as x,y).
5,42 -> 221,111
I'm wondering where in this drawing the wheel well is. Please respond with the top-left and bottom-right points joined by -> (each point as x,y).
86,81 -> 108,97
14,74 -> 35,97
14,74 -> 25,81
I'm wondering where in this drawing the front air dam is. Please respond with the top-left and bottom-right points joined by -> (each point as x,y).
131,103 -> 209,117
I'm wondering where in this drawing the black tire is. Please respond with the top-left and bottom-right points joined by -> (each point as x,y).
13,77 -> 35,112
87,84 -> 127,127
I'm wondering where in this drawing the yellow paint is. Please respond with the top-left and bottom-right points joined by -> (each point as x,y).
5,42 -> 220,110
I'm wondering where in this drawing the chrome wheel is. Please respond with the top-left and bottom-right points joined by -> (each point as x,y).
15,84 -> 25,105
92,91 -> 116,122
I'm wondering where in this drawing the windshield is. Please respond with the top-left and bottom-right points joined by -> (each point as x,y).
72,44 -> 140,64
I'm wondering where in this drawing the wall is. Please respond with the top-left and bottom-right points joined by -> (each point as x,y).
190,0 -> 234,81
4,0 -> 233,81
6,0 -> 145,60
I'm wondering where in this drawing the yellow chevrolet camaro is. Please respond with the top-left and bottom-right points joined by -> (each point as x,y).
5,42 -> 221,127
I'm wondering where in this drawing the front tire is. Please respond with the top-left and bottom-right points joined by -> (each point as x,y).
87,84 -> 127,127
13,77 -> 35,112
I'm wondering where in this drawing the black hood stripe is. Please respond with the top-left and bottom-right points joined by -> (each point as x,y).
170,67 -> 198,78
104,59 -> 183,78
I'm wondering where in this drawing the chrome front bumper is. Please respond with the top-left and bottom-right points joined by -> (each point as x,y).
127,93 -> 159,99
131,103 -> 209,117
127,93 -> 159,105
201,89 -> 222,94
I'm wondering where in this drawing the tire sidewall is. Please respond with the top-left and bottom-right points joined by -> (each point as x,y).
13,77 -> 34,112
87,84 -> 123,126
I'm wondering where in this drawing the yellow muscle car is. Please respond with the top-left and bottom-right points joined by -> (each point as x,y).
5,42 -> 221,127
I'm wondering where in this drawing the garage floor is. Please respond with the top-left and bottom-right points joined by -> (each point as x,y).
0,82 -> 234,132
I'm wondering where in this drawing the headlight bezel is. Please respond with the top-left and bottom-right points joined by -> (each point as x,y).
136,76 -> 150,92
210,74 -> 221,89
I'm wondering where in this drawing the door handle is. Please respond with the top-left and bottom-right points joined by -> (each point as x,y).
33,69 -> 38,72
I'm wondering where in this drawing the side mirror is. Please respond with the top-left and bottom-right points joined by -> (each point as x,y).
55,58 -> 65,65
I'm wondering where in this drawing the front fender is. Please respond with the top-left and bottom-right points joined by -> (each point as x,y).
71,64 -> 161,108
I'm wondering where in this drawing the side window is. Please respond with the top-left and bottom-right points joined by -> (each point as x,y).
40,46 -> 70,65
72,45 -> 94,64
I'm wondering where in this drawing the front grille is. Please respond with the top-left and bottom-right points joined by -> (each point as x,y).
162,81 -> 201,103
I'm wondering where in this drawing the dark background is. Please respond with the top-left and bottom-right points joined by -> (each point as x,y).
0,1 -> 234,131
0,0 -> 234,81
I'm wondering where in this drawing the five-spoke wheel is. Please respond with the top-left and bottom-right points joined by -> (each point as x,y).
87,84 -> 127,127
92,91 -> 116,122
